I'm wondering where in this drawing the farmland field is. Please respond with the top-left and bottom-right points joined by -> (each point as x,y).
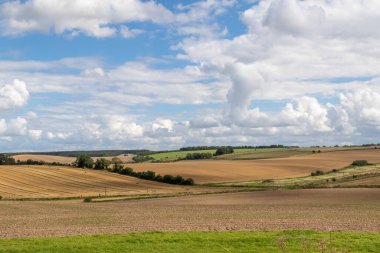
12,154 -> 76,164
216,163 -> 380,188
0,189 -> 379,238
0,165 -> 223,199
12,154 -> 135,164
336,175 -> 380,187
146,149 -> 216,161
137,146 -> 379,162
131,149 -> 380,183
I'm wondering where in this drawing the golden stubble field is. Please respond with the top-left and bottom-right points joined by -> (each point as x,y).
131,149 -> 380,183
0,165 -> 220,199
0,188 -> 379,238
12,154 -> 76,164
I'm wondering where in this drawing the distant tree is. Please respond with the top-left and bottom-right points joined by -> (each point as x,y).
183,178 -> 194,185
214,146 -> 234,156
351,160 -> 368,166
163,175 -> 175,184
185,152 -> 213,160
94,158 -> 111,170
0,154 -> 16,165
111,157 -> 123,171
311,170 -> 324,176
75,154 -> 94,168
132,155 -> 154,163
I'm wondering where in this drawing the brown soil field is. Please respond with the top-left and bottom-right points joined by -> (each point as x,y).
0,165 -> 219,199
0,188 -> 378,238
217,150 -> 309,160
131,149 -> 380,183
12,154 -> 76,164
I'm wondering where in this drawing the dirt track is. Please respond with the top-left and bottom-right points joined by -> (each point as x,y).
0,188 -> 379,238
132,149 -> 380,183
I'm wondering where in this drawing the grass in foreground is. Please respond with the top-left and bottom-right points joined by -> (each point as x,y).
0,231 -> 379,253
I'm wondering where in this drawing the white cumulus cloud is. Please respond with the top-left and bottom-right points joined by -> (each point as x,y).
0,0 -> 173,37
0,79 -> 29,111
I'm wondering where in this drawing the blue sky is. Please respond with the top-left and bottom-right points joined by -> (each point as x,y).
0,0 -> 380,152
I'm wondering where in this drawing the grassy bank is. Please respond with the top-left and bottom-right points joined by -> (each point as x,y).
0,231 -> 379,253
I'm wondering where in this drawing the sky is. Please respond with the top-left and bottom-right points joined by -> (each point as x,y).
0,0 -> 380,152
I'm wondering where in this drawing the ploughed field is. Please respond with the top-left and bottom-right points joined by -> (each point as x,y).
131,149 -> 380,183
0,188 -> 379,238
0,165 -> 213,199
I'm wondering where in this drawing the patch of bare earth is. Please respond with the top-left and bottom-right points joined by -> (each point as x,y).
131,149 -> 380,183
0,188 -> 379,238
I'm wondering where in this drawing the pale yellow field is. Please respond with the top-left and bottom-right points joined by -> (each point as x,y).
12,154 -> 76,164
131,149 -> 380,183
12,154 -> 135,164
0,165 -> 213,199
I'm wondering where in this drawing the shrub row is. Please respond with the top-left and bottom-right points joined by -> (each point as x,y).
185,152 -> 213,160
0,154 -> 69,166
132,155 -> 154,163
112,166 -> 194,185
351,160 -> 368,166
310,170 -> 324,176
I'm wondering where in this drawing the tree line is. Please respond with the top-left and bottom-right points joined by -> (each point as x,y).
75,154 -> 194,186
0,154 -> 69,166
179,144 -> 296,151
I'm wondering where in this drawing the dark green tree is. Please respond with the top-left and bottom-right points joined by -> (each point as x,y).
214,146 -> 234,156
0,154 -> 15,165
75,154 -> 94,168
111,157 -> 123,171
94,158 -> 111,170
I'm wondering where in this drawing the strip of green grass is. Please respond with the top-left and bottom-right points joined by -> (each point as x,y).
0,231 -> 379,253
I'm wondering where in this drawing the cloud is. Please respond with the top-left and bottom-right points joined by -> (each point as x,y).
28,129 -> 42,139
0,0 -> 173,37
0,79 -> 29,111
120,25 -> 144,39
82,67 -> 105,78
338,88 -> 380,131
152,118 -> 173,132
178,0 -> 380,133
2,1 -> 380,151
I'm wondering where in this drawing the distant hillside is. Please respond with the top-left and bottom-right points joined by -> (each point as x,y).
9,150 -> 150,157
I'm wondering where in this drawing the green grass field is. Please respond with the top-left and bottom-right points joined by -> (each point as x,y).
148,149 -> 217,161
1,231 -> 379,253
147,148 -> 302,161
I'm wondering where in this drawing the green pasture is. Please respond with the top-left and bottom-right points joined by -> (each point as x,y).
1,231 -> 379,253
